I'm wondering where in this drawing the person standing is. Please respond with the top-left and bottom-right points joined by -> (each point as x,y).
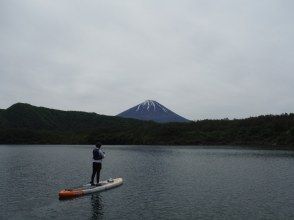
90,142 -> 105,186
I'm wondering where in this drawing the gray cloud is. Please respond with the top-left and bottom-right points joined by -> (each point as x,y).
1,0 -> 293,119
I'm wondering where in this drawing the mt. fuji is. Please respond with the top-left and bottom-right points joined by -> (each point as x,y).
117,100 -> 190,123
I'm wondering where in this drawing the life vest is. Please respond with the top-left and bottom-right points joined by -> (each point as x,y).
93,149 -> 103,160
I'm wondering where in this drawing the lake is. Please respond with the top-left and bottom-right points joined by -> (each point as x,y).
1,145 -> 294,219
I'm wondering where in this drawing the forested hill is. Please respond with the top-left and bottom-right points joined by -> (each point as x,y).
0,103 -> 294,147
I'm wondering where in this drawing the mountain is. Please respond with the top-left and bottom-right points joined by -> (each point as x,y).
117,100 -> 190,123
0,103 -> 154,144
0,103 -> 145,131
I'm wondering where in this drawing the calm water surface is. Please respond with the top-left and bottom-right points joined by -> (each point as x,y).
1,145 -> 294,219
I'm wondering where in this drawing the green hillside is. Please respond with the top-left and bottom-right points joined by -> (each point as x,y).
0,103 -> 294,147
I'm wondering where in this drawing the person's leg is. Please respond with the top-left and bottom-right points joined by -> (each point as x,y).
96,163 -> 102,184
90,162 -> 97,184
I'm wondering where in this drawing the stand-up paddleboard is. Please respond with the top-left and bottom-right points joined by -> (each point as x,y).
59,177 -> 123,199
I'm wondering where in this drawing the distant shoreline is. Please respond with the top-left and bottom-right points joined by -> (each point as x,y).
1,144 -> 294,151
0,103 -> 293,148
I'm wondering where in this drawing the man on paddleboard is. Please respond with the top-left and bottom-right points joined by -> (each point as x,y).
90,142 -> 105,186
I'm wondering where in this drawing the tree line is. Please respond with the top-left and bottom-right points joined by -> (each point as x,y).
0,103 -> 293,148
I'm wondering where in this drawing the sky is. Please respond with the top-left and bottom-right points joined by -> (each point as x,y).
0,0 -> 293,120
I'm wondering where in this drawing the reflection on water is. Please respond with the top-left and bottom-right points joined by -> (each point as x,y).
90,194 -> 104,220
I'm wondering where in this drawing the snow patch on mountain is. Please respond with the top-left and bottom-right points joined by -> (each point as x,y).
136,100 -> 168,112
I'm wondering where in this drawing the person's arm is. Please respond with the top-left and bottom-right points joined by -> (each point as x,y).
99,149 -> 105,158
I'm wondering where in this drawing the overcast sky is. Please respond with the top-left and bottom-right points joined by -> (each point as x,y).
0,0 -> 293,120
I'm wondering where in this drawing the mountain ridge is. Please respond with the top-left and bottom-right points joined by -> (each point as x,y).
0,102 -> 293,147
